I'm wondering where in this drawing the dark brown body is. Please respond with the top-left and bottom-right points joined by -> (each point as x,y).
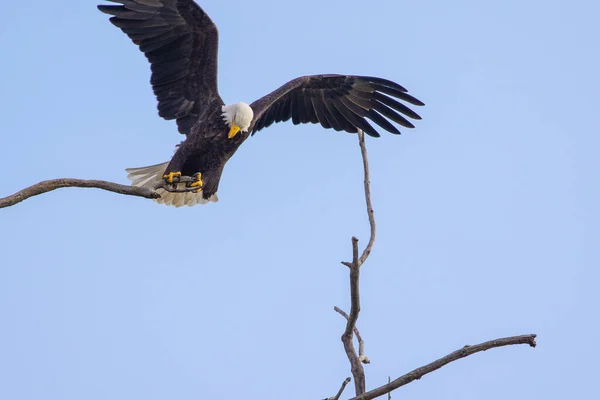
164,99 -> 249,199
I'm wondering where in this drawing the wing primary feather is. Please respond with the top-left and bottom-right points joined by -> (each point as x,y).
392,92 -> 425,106
355,118 -> 380,138
98,6 -> 155,20
129,0 -> 163,7
365,109 -> 401,135
359,76 -> 408,92
329,99 -> 364,134
104,1 -> 158,13
374,92 -> 422,120
121,25 -> 172,37
348,88 -> 373,100
346,92 -> 374,110
369,83 -> 407,98
373,101 -> 415,128
339,96 -> 368,117
370,83 -> 424,106
109,17 -> 170,29
331,99 -> 378,136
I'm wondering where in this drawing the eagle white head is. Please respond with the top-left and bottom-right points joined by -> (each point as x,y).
222,102 -> 254,138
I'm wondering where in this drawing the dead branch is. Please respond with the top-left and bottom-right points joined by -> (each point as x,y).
357,129 -> 376,266
387,377 -> 391,400
338,129 -> 377,396
335,128 -> 536,399
327,377 -> 351,400
334,306 -> 370,364
340,236 -> 365,395
349,334 -> 538,400
0,176 -> 199,209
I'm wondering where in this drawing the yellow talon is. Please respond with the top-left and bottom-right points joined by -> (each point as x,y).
189,173 -> 203,191
163,171 -> 181,183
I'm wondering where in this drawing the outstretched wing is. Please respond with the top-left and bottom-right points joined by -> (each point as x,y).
250,75 -> 424,137
98,0 -> 222,135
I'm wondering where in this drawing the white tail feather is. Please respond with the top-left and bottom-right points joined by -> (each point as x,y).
125,162 -> 218,207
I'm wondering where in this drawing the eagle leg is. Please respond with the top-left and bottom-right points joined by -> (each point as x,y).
186,172 -> 203,193
163,171 -> 182,184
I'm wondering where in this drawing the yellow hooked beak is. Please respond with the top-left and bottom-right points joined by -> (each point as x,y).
228,123 -> 241,139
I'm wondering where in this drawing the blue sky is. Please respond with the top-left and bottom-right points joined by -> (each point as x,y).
0,1 -> 598,399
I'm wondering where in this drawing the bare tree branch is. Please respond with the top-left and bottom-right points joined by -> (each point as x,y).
341,238 -> 365,396
387,377 -> 391,400
342,237 -> 361,342
357,130 -> 376,266
348,334 -> 537,400
336,128 -> 537,400
338,129 -> 378,396
334,306 -> 370,364
0,176 -> 200,209
0,179 -> 157,209
327,377 -> 351,400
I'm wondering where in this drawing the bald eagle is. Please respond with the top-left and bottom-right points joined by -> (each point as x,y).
98,0 -> 424,207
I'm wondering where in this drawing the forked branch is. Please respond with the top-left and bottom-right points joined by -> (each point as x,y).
334,306 -> 370,364
349,334 -> 537,400
335,129 -> 537,400
337,129 -> 376,396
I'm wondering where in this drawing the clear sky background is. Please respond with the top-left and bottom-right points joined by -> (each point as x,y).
1,1 -> 598,399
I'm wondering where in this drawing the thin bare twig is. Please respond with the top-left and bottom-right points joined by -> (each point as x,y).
334,306 -> 370,364
357,129 -> 376,266
328,377 -> 351,400
349,334 -> 537,400
0,176 -> 199,209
